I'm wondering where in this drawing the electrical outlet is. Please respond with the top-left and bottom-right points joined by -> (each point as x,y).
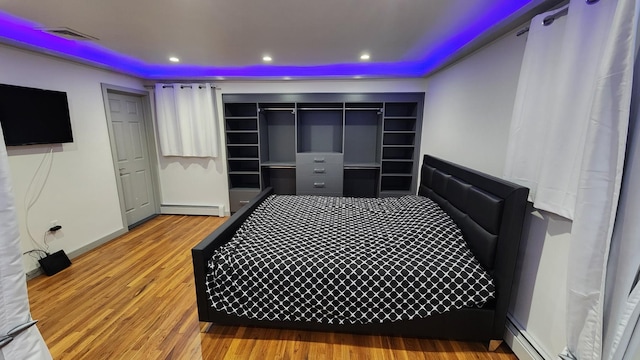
50,220 -> 58,227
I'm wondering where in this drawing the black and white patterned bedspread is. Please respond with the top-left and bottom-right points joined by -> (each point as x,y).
205,195 -> 495,325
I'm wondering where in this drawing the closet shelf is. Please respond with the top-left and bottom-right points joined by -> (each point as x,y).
228,171 -> 260,175
381,173 -> 413,177
343,163 -> 381,169
261,162 -> 296,168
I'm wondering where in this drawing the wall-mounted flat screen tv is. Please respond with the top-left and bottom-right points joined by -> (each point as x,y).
0,83 -> 73,146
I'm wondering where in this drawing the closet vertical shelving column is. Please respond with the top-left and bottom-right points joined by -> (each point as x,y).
343,102 -> 383,197
259,103 -> 297,195
224,103 -> 261,212
380,102 -> 418,197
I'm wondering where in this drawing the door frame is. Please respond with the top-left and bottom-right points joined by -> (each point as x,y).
101,83 -> 161,229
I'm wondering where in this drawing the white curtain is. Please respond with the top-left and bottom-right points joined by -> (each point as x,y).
154,83 -> 219,158
503,4 -> 573,218
505,0 -> 640,359
503,0 -> 625,220
564,0 -> 639,359
0,127 -> 52,359
601,43 -> 640,360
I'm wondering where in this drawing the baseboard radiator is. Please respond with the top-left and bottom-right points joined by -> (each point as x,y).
504,315 -> 553,360
160,204 -> 226,217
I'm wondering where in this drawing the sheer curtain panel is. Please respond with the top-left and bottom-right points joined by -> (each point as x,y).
503,5 -> 572,218
601,41 -> 640,360
0,127 -> 52,359
562,0 -> 639,359
154,83 -> 219,158
503,0 -> 618,220
505,0 -> 639,359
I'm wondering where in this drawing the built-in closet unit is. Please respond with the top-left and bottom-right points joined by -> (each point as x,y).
223,93 -> 424,212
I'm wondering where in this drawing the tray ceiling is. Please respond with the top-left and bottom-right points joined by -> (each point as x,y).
0,0 -> 559,79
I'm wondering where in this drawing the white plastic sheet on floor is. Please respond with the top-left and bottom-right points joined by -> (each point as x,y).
0,127 -> 52,359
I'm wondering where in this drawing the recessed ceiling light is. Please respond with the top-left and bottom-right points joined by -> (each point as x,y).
283,76 -> 291,80
169,57 -> 180,63
262,55 -> 272,62
360,54 -> 370,61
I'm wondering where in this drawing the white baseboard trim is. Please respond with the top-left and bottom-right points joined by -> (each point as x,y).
68,228 -> 128,259
160,204 -> 225,217
25,227 -> 128,281
26,267 -> 43,280
504,315 -> 553,360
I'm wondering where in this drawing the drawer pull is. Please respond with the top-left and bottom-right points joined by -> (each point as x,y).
313,158 -> 326,163
313,182 -> 326,188
313,168 -> 326,173
239,200 -> 250,204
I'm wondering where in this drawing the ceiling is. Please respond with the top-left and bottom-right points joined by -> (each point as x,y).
0,0 -> 558,79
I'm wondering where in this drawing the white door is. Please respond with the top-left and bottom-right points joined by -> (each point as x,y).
108,93 -> 157,226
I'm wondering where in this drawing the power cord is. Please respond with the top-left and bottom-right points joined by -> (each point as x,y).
23,249 -> 48,261
24,147 -> 54,253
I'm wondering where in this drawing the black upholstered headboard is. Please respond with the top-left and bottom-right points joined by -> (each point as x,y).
418,155 -> 529,336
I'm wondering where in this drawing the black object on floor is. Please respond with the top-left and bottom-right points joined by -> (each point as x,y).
38,250 -> 71,276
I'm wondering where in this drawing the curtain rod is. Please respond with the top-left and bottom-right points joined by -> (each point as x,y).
516,0 -> 599,37
516,6 -> 569,36
143,84 -> 222,90
160,84 -> 218,89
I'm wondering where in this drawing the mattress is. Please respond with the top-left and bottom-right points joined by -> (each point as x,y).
205,195 -> 495,325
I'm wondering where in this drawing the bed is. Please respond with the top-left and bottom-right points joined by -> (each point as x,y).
192,155 -> 529,348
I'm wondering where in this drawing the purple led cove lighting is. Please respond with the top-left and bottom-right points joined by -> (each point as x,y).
142,61 -> 426,79
0,1 -> 534,78
0,11 -> 147,76
418,0 -> 533,75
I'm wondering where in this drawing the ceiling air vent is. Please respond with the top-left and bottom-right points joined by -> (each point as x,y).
41,27 -> 98,41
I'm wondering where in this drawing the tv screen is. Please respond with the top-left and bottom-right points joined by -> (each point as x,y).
0,83 -> 73,146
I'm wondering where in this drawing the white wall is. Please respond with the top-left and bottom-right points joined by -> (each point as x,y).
420,29 -> 524,176
421,29 -> 571,358
155,79 -> 428,215
0,45 -> 146,274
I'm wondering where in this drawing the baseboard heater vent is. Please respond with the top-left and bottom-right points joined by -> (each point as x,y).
160,204 -> 225,217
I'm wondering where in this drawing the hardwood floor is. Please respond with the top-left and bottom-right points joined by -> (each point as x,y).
27,215 -> 517,360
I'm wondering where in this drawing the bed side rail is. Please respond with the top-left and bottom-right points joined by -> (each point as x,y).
192,187 -> 273,321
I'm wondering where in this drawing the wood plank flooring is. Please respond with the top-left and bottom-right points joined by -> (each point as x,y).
27,215 -> 517,360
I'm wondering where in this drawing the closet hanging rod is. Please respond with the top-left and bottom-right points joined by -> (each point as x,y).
260,108 -> 295,111
297,107 -> 342,111
516,5 -> 570,37
344,108 -> 382,111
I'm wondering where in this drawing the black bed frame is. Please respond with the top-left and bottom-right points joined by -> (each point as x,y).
192,155 -> 529,344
